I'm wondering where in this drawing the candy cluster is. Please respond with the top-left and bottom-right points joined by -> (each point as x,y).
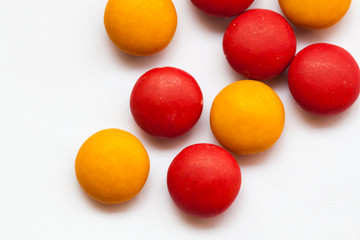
75,0 -> 360,218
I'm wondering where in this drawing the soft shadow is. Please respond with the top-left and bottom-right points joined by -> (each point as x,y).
169,197 -> 227,229
105,37 -> 167,69
223,59 -> 289,88
222,58 -> 247,84
264,70 -> 288,91
233,146 -> 276,167
227,67 -> 247,83
135,124 -> 199,151
293,21 -> 344,46
208,132 -> 276,167
78,185 -> 141,213
189,2 -> 233,33
290,98 -> 352,128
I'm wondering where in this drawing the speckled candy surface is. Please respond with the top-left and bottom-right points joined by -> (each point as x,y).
223,9 -> 296,80
190,0 -> 254,17
130,67 -> 203,138
288,43 -> 360,115
167,143 -> 241,218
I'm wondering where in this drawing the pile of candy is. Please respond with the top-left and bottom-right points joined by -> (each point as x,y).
75,0 -> 360,218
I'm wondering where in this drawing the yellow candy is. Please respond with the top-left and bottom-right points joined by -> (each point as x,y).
210,80 -> 285,155
75,129 -> 150,204
104,0 -> 177,56
279,0 -> 351,29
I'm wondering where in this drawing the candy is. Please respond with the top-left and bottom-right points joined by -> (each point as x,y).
130,67 -> 203,138
223,9 -> 296,80
288,43 -> 360,115
210,80 -> 285,155
279,0 -> 351,29
75,129 -> 150,204
104,0 -> 177,56
190,0 -> 254,17
167,143 -> 241,218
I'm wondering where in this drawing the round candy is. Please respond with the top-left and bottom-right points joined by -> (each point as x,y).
75,129 -> 150,204
210,80 -> 285,155
130,67 -> 203,138
223,9 -> 296,80
104,0 -> 177,56
167,143 -> 241,218
279,0 -> 351,29
288,43 -> 360,115
190,0 -> 254,17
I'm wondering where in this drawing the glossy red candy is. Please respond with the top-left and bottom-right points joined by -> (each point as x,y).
167,144 -> 241,218
130,67 -> 203,138
288,43 -> 360,115
223,9 -> 296,80
190,0 -> 254,17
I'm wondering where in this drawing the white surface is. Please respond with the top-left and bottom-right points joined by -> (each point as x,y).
1,0 -> 359,239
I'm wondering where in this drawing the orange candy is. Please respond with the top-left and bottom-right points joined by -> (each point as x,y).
75,129 -> 150,204
210,80 -> 285,155
279,0 -> 351,29
104,0 -> 177,56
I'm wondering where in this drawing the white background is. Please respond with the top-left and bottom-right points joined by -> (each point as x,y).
1,0 -> 359,239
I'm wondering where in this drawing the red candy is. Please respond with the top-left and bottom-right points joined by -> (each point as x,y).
223,9 -> 296,80
288,43 -> 360,115
167,144 -> 241,218
190,0 -> 254,17
130,67 -> 203,138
